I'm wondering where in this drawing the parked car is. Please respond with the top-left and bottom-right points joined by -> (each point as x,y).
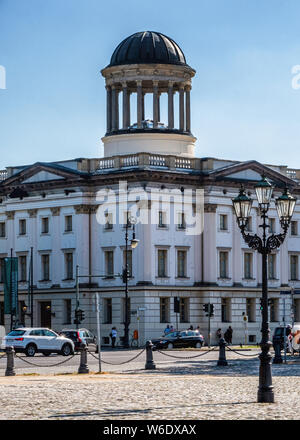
291,324 -> 300,354
272,326 -> 292,351
151,330 -> 205,350
1,328 -> 75,357
60,328 -> 98,352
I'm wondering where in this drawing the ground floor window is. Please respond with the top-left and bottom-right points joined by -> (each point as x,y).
246,298 -> 256,322
160,297 -> 170,323
180,297 -> 189,323
103,298 -> 112,324
270,298 -> 279,322
221,298 -> 231,322
63,299 -> 72,324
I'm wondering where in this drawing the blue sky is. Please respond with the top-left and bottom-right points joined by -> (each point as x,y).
1,0 -> 300,170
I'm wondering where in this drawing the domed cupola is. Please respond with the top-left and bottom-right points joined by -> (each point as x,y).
108,31 -> 187,67
101,31 -> 196,158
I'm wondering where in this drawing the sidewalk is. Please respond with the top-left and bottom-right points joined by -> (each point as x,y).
0,357 -> 300,420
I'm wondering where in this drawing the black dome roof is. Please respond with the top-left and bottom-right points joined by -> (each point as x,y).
109,31 -> 187,67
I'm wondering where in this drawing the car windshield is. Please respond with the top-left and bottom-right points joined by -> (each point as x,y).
7,330 -> 25,337
166,332 -> 180,339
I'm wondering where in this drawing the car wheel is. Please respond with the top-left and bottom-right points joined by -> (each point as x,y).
25,344 -> 37,357
195,342 -> 202,349
61,343 -> 73,356
42,352 -> 51,357
167,343 -> 174,350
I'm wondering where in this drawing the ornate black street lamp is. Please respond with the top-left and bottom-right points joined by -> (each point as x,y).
233,177 -> 297,403
123,215 -> 139,348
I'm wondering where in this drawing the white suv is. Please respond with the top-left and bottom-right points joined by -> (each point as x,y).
1,328 -> 75,357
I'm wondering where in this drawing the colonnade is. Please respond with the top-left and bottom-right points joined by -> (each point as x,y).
106,81 -> 191,134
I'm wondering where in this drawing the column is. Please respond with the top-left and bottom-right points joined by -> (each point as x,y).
168,81 -> 174,129
127,90 -> 131,128
122,82 -> 128,129
111,85 -> 117,131
185,85 -> 191,133
153,81 -> 159,128
179,84 -> 185,131
137,81 -> 143,128
115,88 -> 119,131
158,93 -> 161,123
106,85 -> 112,133
142,92 -> 145,121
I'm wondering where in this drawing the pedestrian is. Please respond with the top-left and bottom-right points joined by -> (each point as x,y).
164,325 -> 171,336
170,325 -> 174,333
110,327 -> 117,348
224,326 -> 233,344
216,328 -> 222,340
188,325 -> 194,330
196,326 -> 200,332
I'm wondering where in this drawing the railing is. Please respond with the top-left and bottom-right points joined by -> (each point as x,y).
0,170 -> 7,181
95,153 -> 199,173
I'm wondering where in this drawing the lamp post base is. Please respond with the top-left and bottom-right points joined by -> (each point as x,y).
257,388 -> 274,403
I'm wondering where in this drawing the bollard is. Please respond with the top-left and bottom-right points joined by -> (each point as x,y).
145,340 -> 156,370
78,343 -> 89,374
273,341 -> 283,364
5,346 -> 16,376
217,338 -> 228,366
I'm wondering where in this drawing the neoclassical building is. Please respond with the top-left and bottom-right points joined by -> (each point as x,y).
1,31 -> 300,345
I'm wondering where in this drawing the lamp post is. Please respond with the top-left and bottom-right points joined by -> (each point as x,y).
232,178 -> 297,403
123,215 -> 139,348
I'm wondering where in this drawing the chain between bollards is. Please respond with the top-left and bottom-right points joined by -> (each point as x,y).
5,346 -> 16,376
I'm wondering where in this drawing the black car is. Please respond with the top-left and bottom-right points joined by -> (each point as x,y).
151,330 -> 205,350
272,326 -> 292,351
60,328 -> 98,352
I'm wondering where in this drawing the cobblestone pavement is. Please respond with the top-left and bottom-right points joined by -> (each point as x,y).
0,353 -> 300,420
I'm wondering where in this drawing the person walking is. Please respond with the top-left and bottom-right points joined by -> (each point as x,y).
110,327 -> 117,348
216,328 -> 222,340
164,325 -> 171,336
224,326 -> 233,344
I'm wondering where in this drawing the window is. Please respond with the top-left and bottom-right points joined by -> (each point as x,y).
121,297 -> 130,324
65,253 -> 73,279
104,213 -> 113,230
18,300 -> 26,325
180,298 -> 189,323
158,249 -> 167,277
41,254 -> 50,281
270,298 -> 279,322
245,217 -> 252,232
268,254 -> 276,280
269,218 -> 276,234
221,298 -> 231,322
0,222 -> 5,238
290,255 -> 298,280
123,250 -> 132,277
160,297 -> 170,323
295,299 -> 300,322
0,258 -> 5,283
41,217 -> 49,234
65,216 -> 73,232
219,214 -> 228,231
244,253 -> 253,279
105,251 -> 114,277
291,221 -> 298,236
19,256 -> 27,282
177,212 -> 186,230
63,299 -> 72,324
0,302 -> 4,324
177,250 -> 187,278
158,211 -> 167,228
103,298 -> 112,324
19,219 -> 26,235
219,252 -> 229,278
246,298 -> 256,322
